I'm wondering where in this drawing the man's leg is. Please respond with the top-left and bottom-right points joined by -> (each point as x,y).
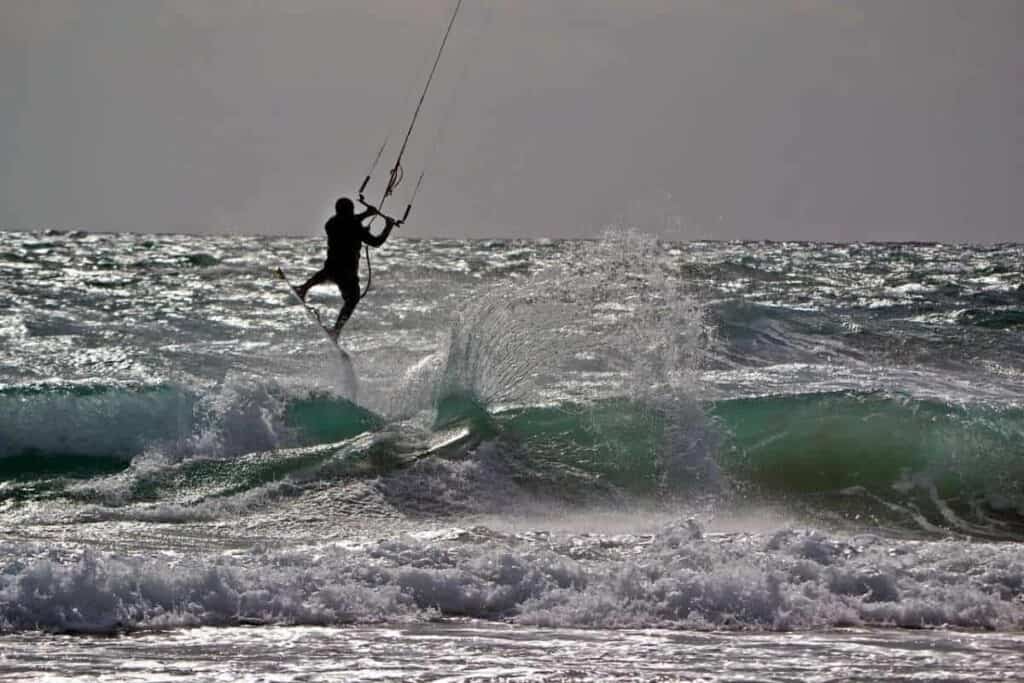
296,268 -> 330,301
330,281 -> 361,340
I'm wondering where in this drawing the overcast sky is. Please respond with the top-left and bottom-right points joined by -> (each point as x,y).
1,1 -> 1020,241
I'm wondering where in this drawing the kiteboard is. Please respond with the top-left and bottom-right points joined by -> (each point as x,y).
274,266 -> 358,396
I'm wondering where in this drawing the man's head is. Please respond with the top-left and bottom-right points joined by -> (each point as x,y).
335,197 -> 354,216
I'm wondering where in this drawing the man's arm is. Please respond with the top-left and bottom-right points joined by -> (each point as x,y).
354,200 -> 381,222
362,217 -> 396,247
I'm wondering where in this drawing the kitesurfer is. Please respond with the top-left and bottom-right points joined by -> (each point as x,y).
295,197 -> 396,340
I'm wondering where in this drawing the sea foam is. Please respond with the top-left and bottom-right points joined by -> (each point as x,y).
3,522 -> 1021,634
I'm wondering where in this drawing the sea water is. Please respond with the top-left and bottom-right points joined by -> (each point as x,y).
1,229 -> 1022,681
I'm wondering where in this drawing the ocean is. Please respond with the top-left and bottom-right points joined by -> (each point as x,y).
1,228 -> 1022,681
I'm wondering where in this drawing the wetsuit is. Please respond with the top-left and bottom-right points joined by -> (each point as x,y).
324,212 -> 371,303
298,210 -> 393,335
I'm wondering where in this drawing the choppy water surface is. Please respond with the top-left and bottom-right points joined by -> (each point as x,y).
1,230 -> 1022,679
3,625 -> 1023,682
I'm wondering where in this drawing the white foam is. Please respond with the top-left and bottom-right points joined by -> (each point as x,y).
3,523 -> 1021,634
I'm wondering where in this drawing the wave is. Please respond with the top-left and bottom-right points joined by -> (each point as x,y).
3,379 -> 1023,536
0,384 -> 196,463
485,391 -> 1024,537
713,391 -> 1024,535
0,381 -> 379,472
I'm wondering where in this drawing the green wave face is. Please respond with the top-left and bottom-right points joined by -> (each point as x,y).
3,381 -> 1023,537
712,392 -> 1024,533
497,400 -> 670,494
0,383 -> 383,502
284,396 -> 385,443
413,391 -> 1024,535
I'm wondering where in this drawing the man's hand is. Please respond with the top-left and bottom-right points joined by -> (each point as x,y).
364,205 -> 380,216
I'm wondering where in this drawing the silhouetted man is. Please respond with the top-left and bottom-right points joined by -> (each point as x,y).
296,197 -> 396,340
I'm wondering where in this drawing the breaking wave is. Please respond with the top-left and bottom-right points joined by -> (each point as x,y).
3,379 -> 1022,537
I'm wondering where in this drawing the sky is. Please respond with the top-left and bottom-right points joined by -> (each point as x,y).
1,0 -> 1020,242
